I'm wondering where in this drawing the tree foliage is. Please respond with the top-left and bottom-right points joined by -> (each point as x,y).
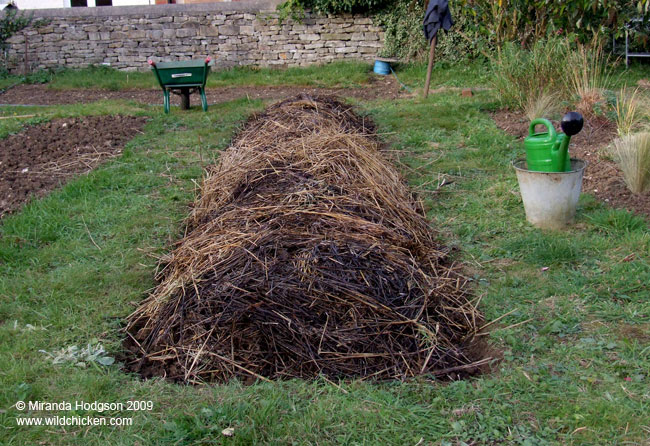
457,0 -> 650,46
279,0 -> 650,60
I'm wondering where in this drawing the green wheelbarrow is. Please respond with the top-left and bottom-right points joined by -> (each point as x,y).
148,57 -> 212,114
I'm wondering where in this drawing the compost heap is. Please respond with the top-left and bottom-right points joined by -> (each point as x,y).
126,95 -> 484,383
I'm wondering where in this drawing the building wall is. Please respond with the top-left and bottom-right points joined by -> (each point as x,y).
14,0 -> 153,7
111,0 -> 153,6
15,0 -> 66,9
6,1 -> 384,72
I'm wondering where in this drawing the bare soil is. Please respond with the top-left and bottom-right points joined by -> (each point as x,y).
0,76 -> 401,106
0,115 -> 148,217
492,110 -> 650,220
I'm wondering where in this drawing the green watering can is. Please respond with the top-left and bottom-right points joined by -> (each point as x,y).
525,112 -> 584,172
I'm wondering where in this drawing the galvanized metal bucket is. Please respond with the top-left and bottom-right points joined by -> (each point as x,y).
513,158 -> 588,230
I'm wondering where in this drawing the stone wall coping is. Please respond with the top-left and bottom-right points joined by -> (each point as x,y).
15,0 -> 284,18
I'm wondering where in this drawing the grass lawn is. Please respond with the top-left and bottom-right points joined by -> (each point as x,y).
30,61 -> 374,91
11,60 -> 493,92
0,62 -> 648,445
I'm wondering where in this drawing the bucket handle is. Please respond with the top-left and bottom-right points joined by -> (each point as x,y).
529,118 -> 556,142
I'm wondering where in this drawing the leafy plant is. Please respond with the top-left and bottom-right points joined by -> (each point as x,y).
279,0 -> 391,14
456,0 -> 650,47
39,343 -> 116,368
376,1 -> 489,61
611,132 -> 650,193
375,1 -> 426,60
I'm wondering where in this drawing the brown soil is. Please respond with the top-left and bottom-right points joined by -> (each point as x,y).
0,115 -> 148,217
0,75 -> 401,107
492,110 -> 650,220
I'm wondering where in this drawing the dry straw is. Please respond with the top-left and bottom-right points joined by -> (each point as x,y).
615,87 -> 646,137
612,133 -> 650,194
125,95 -> 485,383
569,38 -> 612,117
524,91 -> 559,121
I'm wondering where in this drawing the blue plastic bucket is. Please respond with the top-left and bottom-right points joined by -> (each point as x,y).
373,60 -> 391,75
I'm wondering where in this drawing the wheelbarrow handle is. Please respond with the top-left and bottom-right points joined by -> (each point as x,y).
148,59 -> 156,67
205,56 -> 211,65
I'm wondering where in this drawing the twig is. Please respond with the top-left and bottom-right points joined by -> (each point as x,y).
81,215 -> 101,251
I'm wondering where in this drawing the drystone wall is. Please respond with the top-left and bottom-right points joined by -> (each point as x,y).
5,0 -> 385,72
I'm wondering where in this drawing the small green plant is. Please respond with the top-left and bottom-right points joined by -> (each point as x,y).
611,132 -> 650,193
39,343 -> 115,368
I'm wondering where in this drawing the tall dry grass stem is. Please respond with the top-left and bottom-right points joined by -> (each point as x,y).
568,38 -> 613,117
612,132 -> 650,194
615,87 -> 648,136
524,92 -> 560,121
490,37 -> 570,112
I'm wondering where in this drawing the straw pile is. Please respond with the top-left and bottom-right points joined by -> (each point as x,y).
125,95 -> 484,383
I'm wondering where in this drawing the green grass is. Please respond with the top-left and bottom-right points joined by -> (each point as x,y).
610,60 -> 650,88
0,67 -> 648,446
0,75 -> 23,92
12,60 -> 492,93
40,61 -> 373,91
393,59 -> 492,90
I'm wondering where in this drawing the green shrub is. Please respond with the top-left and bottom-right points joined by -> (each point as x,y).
279,0 -> 648,63
376,1 -> 489,62
279,0 -> 391,14
456,0 -> 650,46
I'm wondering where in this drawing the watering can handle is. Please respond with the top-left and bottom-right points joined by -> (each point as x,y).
529,119 -> 556,142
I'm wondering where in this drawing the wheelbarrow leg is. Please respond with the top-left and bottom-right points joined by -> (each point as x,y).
163,89 -> 170,114
180,88 -> 191,110
200,87 -> 208,112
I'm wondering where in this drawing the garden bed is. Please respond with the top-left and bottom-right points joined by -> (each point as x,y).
492,110 -> 650,219
125,95 -> 487,383
0,115 -> 147,217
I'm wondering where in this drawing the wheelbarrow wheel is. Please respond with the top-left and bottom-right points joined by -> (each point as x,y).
181,89 -> 191,110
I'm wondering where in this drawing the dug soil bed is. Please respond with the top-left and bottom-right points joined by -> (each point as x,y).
0,76 -> 401,106
0,115 -> 147,217
493,110 -> 650,220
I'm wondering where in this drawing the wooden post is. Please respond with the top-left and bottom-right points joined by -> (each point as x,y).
24,34 -> 29,76
423,35 -> 437,98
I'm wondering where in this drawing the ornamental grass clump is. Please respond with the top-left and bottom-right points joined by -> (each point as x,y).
490,37 -> 571,112
568,39 -> 613,118
614,87 -> 647,137
612,132 -> 650,194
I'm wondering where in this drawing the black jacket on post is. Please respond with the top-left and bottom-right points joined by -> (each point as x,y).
423,0 -> 454,43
